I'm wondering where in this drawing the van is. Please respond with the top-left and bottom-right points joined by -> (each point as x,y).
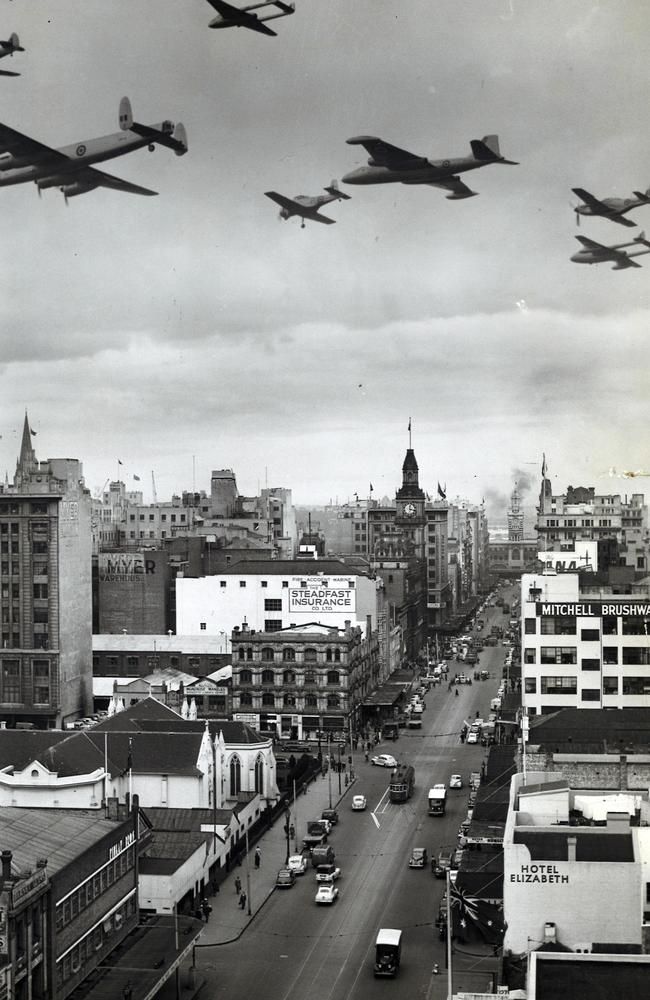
374,928 -> 402,977
310,845 -> 335,868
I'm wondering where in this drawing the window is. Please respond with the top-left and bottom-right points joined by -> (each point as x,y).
581,629 -> 600,641
126,655 -> 139,668
262,692 -> 275,706
602,616 -> 617,635
540,646 -> 577,665
581,658 -> 600,671
261,648 -> 275,662
264,620 -> 282,631
238,648 -> 246,661
603,647 -> 618,664
326,695 -> 340,708
282,647 -> 295,662
239,581 -> 246,588
239,669 -> 252,684
304,669 -> 316,684
229,756 -> 241,796
523,648 -> 536,664
622,616 -> 649,635
524,619 -> 536,634
220,581 -> 226,588
622,648 -> 650,665
524,677 -> 537,693
261,669 -> 274,684
32,541 -> 47,555
261,581 -> 268,588
306,695 -> 318,707
282,581 -> 289,588
622,677 -> 650,695
200,622 -> 207,631
254,755 -> 264,794
304,648 -> 317,663
283,694 -> 295,707
265,598 -> 282,611
581,689 -> 600,701
327,670 -> 340,685
33,660 -> 50,704
540,617 -> 576,635
282,670 -> 295,684
240,692 -> 252,706
540,676 -> 577,695
33,583 -> 48,599
2,660 -> 20,703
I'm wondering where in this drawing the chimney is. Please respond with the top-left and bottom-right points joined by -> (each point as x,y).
544,921 -> 557,944
366,614 -> 372,637
1,850 -> 12,881
344,620 -> 352,638
566,835 -> 577,861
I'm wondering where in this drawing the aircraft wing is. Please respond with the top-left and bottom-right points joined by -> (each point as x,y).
346,135 -> 424,167
0,69 -> 20,77
607,214 -> 636,228
575,235 -> 608,250
264,191 -> 299,212
425,176 -> 476,199
572,186 -> 636,226
76,165 -> 158,196
305,210 -> 335,225
205,0 -> 277,33
0,121 -> 69,166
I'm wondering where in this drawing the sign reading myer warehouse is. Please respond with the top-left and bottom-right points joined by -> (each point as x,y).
536,602 -> 650,617
289,576 -> 356,614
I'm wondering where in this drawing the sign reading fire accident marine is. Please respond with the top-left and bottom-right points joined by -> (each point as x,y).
289,576 -> 356,614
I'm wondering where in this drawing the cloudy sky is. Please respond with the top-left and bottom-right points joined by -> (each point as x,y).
1,0 -> 649,520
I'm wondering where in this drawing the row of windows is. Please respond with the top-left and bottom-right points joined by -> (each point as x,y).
238,692 -> 342,708
237,647 -> 342,663
56,894 -> 137,987
526,616 -> 648,636
238,669 -> 342,685
0,659 -> 50,704
526,677 -> 650,696
524,647 -> 650,666
130,512 -> 186,522
217,579 -> 356,589
56,846 -> 135,930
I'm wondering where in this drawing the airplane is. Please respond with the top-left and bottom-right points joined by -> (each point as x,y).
264,180 -> 351,227
0,97 -> 187,201
572,187 -> 650,227
205,0 -> 295,36
0,33 -> 24,76
570,231 -> 650,269
342,133 -> 518,197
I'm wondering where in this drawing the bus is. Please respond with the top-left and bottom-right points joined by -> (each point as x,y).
428,784 -> 447,816
389,764 -> 415,802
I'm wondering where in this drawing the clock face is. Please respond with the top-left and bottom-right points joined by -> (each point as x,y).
403,502 -> 417,517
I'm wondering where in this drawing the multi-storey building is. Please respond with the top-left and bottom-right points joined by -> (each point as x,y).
231,619 -> 379,740
0,415 -> 92,728
296,499 -> 375,557
520,570 -> 650,714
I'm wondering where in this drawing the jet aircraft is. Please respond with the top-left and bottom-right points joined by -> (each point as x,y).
572,187 -> 650,228
570,231 -> 650,269
0,33 -> 24,76
205,0 -> 295,35
0,97 -> 187,201
342,133 -> 517,197
264,180 -> 350,227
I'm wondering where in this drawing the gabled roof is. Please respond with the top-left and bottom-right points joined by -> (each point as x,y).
93,697 -> 182,731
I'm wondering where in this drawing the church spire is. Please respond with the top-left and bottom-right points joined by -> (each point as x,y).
15,410 -> 38,481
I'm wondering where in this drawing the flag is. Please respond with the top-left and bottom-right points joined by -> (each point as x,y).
127,737 -> 133,772
437,481 -> 447,500
133,474 -> 140,482
542,452 -> 547,478
408,417 -> 411,432
118,459 -> 123,465
30,429 -> 37,436
450,883 -> 504,945
369,483 -> 373,492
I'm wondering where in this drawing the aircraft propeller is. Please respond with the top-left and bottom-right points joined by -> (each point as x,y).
570,200 -> 580,226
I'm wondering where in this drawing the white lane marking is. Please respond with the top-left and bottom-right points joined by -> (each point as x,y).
370,811 -> 380,829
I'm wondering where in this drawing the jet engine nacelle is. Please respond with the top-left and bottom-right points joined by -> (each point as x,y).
36,175 -> 73,191
60,181 -> 99,199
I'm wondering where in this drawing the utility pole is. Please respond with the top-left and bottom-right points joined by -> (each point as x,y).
293,779 -> 299,853
245,828 -> 251,916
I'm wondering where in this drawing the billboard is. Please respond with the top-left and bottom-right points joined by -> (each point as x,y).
288,576 -> 356,614
98,551 -> 156,583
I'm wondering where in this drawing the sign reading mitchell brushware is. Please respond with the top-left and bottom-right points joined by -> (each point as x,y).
536,602 -> 650,617
289,576 -> 356,614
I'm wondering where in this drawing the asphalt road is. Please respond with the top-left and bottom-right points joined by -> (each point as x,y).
207,605 -> 512,1000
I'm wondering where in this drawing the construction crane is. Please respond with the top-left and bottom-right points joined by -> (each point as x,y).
151,471 -> 158,504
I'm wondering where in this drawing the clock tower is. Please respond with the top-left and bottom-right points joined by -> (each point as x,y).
395,448 -> 425,524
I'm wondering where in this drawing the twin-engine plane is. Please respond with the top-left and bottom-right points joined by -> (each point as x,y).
571,231 -> 650,269
342,133 -> 518,198
0,33 -> 24,76
0,97 -> 187,201
264,180 -> 350,227
206,0 -> 295,36
572,187 -> 650,228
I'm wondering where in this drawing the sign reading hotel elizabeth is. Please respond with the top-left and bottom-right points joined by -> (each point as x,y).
510,864 -> 569,884
289,576 -> 356,614
536,602 -> 650,617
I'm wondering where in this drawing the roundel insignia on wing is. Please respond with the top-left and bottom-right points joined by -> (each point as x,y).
76,144 -> 86,157
442,159 -> 450,168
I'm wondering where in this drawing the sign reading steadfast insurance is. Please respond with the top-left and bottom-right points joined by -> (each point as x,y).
289,576 -> 356,614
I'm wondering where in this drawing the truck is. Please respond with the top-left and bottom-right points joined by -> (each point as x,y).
302,820 -> 328,849
428,784 -> 447,816
407,715 -> 422,729
382,721 -> 399,741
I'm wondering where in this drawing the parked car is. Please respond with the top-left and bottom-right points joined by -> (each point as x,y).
466,730 -> 479,744
321,808 -> 339,826
432,847 -> 454,878
275,869 -> 296,889
315,863 -> 341,882
315,883 -> 339,905
351,794 -> 367,811
287,854 -> 307,876
449,774 -> 463,789
371,754 -> 397,768
408,847 -> 428,868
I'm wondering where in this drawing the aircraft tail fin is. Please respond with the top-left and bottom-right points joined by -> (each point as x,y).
324,180 -> 351,201
633,190 -> 650,202
173,123 -> 188,156
274,1 -> 296,12
9,33 -> 24,52
119,96 -> 133,132
633,230 -> 650,247
471,134 -> 518,164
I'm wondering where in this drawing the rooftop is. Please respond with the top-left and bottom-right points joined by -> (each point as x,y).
0,807 -> 129,876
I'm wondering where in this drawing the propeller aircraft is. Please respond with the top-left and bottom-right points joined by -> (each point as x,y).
572,187 -> 650,228
570,231 -> 650,269
342,133 -> 517,198
0,97 -> 187,201
0,33 -> 24,76
264,180 -> 350,227
205,0 -> 295,36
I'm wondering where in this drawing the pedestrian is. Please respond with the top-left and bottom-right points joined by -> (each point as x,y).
123,982 -> 133,1000
365,749 -> 369,762
235,875 -> 242,895
254,847 -> 261,869
239,890 -> 247,910
212,879 -> 220,896
201,898 -> 212,923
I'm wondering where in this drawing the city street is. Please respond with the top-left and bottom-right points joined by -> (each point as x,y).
195,612 -> 509,1000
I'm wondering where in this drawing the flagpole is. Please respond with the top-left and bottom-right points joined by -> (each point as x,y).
446,869 -> 452,1000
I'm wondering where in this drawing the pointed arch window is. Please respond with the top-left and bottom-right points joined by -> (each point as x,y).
254,754 -> 264,794
229,755 -> 241,797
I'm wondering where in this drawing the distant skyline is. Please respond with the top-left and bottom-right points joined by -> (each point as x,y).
1,2 -> 648,510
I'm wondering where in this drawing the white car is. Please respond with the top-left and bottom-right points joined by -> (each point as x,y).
315,864 -> 341,882
466,730 -> 479,744
371,754 -> 398,768
315,883 -> 339,905
351,794 -> 367,811
449,774 -> 463,789
287,854 -> 307,876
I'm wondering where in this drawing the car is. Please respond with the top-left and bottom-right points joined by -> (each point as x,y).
449,774 -> 463,789
321,808 -> 339,826
314,818 -> 332,835
351,794 -> 367,811
371,754 -> 397,768
433,847 -> 454,878
287,854 -> 307,876
315,883 -> 339,905
458,674 -> 468,684
275,869 -> 296,889
466,730 -> 479,744
315,863 -> 341,882
408,847 -> 428,868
